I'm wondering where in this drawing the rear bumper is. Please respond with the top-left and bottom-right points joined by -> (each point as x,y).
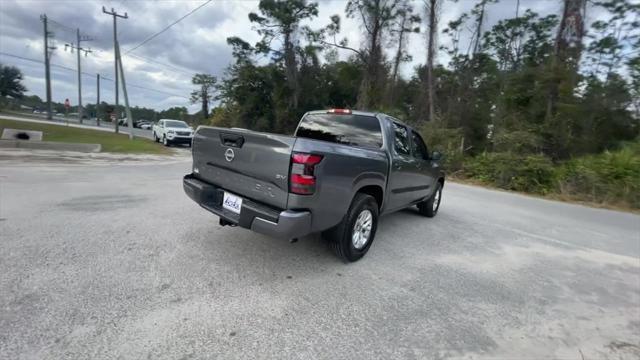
183,174 -> 312,239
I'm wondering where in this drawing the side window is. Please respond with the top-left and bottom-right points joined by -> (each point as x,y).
411,130 -> 429,160
391,122 -> 410,156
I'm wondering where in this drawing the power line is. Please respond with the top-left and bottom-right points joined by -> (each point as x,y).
1,51 -> 95,76
105,76 -> 190,99
65,13 -> 200,78
92,47 -> 197,78
126,53 -> 194,76
47,17 -> 94,43
47,17 -> 76,35
124,0 -> 212,55
0,52 -> 190,100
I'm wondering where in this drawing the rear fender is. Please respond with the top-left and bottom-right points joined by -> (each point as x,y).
352,174 -> 386,209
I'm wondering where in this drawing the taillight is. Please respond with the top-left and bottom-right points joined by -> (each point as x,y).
327,108 -> 352,114
290,152 -> 323,195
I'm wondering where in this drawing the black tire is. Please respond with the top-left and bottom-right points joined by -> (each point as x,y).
418,182 -> 442,218
162,135 -> 170,147
153,132 -> 158,142
323,193 -> 379,262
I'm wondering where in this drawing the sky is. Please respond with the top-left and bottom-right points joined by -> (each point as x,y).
0,0 -> 605,113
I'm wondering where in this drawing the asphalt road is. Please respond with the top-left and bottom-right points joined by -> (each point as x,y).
1,150 -> 639,359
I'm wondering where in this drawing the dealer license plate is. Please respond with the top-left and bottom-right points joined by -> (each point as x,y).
222,192 -> 242,214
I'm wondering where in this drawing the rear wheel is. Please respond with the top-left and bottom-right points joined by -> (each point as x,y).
418,182 -> 442,217
153,132 -> 158,142
323,193 -> 379,262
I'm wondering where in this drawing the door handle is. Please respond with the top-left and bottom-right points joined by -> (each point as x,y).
219,133 -> 245,148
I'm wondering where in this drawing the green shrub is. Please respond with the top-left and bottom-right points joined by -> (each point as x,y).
492,129 -> 543,154
210,105 -> 239,128
557,143 -> 640,208
464,152 -> 556,194
420,121 -> 465,172
461,143 -> 640,209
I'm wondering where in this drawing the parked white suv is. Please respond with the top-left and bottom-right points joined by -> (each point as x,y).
152,119 -> 194,147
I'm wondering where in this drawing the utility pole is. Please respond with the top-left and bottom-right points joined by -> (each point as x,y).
96,74 -> 100,127
65,30 -> 92,124
115,41 -> 134,140
77,29 -> 83,123
102,7 -> 128,133
40,15 -> 55,120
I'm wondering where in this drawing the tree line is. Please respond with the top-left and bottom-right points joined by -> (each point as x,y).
202,0 -> 639,208
206,0 -> 638,160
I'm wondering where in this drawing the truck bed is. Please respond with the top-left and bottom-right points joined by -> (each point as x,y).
192,127 -> 295,210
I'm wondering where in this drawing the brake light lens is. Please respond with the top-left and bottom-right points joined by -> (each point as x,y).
292,153 -> 322,165
327,108 -> 352,114
290,152 -> 323,195
291,174 -> 315,185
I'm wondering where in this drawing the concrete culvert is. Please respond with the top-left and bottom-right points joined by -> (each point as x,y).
1,129 -> 43,141
15,132 -> 30,140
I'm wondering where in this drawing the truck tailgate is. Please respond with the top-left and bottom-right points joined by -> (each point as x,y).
192,127 -> 295,209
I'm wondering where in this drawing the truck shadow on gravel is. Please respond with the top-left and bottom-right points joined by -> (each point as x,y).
193,206 -> 441,269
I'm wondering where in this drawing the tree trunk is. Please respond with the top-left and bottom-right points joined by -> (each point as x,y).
425,0 -> 438,122
357,0 -> 382,110
386,12 -> 408,106
546,0 -> 586,119
514,0 -> 521,66
472,1 -> 485,55
202,87 -> 208,120
283,30 -> 298,109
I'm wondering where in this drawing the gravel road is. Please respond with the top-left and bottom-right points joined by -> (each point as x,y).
1,149 -> 638,359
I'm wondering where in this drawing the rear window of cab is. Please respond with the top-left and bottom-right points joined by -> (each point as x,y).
295,114 -> 383,149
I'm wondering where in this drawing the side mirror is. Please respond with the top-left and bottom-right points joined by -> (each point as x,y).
431,151 -> 443,161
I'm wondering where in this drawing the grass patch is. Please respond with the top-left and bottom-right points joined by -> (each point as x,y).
0,118 -> 170,155
453,142 -> 640,211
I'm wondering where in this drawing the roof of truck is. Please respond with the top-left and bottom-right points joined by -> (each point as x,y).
306,109 -> 377,116
305,109 -> 408,125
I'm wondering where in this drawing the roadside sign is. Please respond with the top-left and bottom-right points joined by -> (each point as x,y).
110,113 -> 116,121
64,98 -> 70,110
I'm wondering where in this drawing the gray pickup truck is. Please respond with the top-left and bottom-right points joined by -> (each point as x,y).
183,109 -> 445,262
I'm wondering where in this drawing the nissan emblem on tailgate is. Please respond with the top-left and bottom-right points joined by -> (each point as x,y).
224,148 -> 235,162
